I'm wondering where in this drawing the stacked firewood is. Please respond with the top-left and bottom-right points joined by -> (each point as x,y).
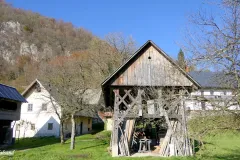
117,120 -> 135,156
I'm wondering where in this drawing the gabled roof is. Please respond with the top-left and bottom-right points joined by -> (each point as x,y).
22,79 -> 41,97
0,83 -> 27,102
102,40 -> 201,88
189,71 -> 235,89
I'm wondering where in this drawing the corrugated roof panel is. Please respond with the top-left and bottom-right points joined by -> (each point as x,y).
0,84 -> 27,102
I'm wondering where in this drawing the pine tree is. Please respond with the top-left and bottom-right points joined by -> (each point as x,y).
177,49 -> 186,69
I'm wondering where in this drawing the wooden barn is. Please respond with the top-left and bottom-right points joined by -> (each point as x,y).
102,40 -> 201,157
0,83 -> 26,147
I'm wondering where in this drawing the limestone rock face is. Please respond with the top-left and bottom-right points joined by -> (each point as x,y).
2,21 -> 21,34
20,42 -> 37,55
1,21 -> 55,62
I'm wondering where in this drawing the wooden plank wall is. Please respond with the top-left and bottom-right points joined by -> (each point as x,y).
112,46 -> 193,86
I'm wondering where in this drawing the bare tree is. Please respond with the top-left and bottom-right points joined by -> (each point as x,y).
183,0 -> 240,112
16,120 -> 34,139
43,94 -> 69,144
105,32 -> 137,63
40,54 -> 102,150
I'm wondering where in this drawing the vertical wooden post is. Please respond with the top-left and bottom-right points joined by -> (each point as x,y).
181,91 -> 192,156
112,89 -> 119,157
157,88 -> 163,116
137,89 -> 143,117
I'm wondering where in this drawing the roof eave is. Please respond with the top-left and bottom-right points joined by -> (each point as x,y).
22,79 -> 40,97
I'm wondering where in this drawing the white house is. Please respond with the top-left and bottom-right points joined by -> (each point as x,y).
14,79 -> 101,138
185,71 -> 240,111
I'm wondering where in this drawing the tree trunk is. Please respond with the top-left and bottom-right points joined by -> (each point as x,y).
70,114 -> 76,150
60,120 -> 65,144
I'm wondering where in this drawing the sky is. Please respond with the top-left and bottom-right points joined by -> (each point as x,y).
7,0 -> 209,59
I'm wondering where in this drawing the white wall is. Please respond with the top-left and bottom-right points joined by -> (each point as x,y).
185,100 -> 202,110
14,83 -> 61,138
14,82 -> 93,138
106,118 -> 113,131
186,89 -> 239,110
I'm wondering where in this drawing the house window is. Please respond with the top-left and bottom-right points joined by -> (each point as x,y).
42,103 -> 47,111
31,124 -> 35,130
35,84 -> 41,92
48,123 -> 53,130
28,104 -> 33,111
88,119 -> 90,124
88,128 -> 90,131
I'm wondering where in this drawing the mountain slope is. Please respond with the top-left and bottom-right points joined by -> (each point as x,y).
0,1 -> 122,91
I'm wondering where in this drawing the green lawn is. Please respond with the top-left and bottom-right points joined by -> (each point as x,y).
194,130 -> 240,160
0,130 -> 239,160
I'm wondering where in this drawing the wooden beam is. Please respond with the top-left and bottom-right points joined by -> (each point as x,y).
117,89 -> 143,125
112,89 -> 119,157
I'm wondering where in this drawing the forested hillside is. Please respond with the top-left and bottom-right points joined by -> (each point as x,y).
0,1 -> 134,92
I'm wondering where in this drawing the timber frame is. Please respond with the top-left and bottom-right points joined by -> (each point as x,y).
102,40 -> 201,157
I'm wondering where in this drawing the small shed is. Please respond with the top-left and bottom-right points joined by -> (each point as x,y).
0,83 -> 26,146
102,40 -> 200,157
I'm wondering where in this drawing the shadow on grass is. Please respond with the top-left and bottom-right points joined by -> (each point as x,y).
7,136 -> 60,151
78,143 -> 107,150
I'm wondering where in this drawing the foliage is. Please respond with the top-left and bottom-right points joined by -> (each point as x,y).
177,49 -> 186,69
23,25 -> 33,33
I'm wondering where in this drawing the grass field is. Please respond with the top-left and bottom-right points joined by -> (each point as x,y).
0,130 -> 239,160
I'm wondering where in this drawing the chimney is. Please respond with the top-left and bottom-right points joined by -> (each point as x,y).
185,65 -> 190,73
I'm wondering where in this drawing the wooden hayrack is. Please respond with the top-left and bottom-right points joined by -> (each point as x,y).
110,88 -> 193,157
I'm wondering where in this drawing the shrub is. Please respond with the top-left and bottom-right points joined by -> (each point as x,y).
94,131 -> 111,144
23,25 -> 33,33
